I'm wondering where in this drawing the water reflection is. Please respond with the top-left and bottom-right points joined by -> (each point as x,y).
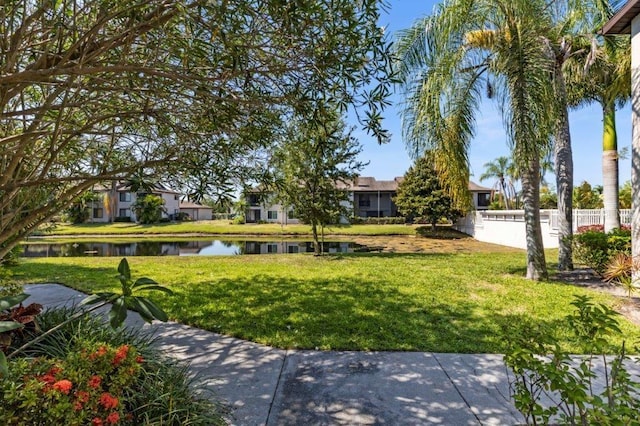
21,240 -> 365,257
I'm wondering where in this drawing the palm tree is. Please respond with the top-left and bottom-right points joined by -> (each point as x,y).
479,157 -> 517,209
565,5 -> 630,233
396,0 -> 555,280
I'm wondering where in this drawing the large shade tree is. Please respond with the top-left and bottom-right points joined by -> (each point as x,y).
396,0 -> 556,279
0,0 -> 393,260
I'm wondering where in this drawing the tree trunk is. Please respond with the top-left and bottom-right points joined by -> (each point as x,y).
521,157 -> 548,280
602,103 -> 620,232
554,72 -> 574,271
311,221 -> 321,256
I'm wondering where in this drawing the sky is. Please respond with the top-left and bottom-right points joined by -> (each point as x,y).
353,0 -> 632,189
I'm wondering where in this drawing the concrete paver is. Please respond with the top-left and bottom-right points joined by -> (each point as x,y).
21,283 -> 639,426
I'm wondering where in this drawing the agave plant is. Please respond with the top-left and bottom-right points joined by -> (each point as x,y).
603,253 -> 640,298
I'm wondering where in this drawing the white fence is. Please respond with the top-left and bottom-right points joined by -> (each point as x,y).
455,209 -> 631,250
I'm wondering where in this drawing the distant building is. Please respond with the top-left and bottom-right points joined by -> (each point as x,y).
244,177 -> 492,224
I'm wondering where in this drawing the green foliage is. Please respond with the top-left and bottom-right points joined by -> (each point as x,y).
131,195 -> 165,225
354,217 -> 406,225
0,244 -> 22,267
0,293 -> 30,376
572,228 -> 631,275
232,216 -> 246,225
539,186 -> 557,209
0,0 -> 393,261
619,181 -> 632,209
272,106 -> 365,254
394,155 -> 461,229
81,258 -> 172,329
65,192 -> 100,224
505,295 -> 640,425
5,308 -> 225,425
479,156 -> 518,209
573,181 -> 603,209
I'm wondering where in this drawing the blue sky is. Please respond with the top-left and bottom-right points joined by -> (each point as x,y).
354,0 -> 632,188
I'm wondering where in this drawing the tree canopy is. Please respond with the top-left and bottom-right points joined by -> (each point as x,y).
0,0 -> 392,259
394,155 -> 460,229
271,106 -> 364,255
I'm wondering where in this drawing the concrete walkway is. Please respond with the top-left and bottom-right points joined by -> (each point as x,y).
21,284 -> 638,425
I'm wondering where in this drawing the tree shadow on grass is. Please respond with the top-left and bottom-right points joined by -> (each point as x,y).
170,273 -> 567,353
19,260 -> 568,353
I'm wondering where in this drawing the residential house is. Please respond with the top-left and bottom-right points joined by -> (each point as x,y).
178,201 -> 214,221
88,183 -> 181,223
245,177 -> 492,224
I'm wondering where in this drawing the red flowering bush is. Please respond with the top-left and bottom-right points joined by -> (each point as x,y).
0,341 -> 143,425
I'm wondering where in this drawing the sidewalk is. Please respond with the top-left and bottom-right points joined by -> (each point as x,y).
22,283 -> 630,426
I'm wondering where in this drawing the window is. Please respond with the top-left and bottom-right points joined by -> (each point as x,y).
359,198 -> 371,208
174,195 -> 179,200
119,208 -> 131,217
267,244 -> 278,253
287,245 -> 299,253
119,192 -> 131,202
287,210 -> 296,220
248,194 -> 260,206
93,208 -> 103,219
267,210 -> 278,220
477,193 -> 491,207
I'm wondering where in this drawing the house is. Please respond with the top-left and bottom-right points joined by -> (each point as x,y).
179,201 -> 214,221
244,177 -> 492,224
88,183 -> 181,223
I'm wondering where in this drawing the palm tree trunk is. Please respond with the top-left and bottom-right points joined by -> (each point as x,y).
554,72 -> 574,271
521,157 -> 548,280
602,102 -> 620,232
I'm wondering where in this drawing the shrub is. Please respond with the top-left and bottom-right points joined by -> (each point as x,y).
113,216 -> 132,223
3,307 -> 226,425
358,217 -> 406,225
505,295 -> 640,425
1,341 -> 142,425
131,195 -> 165,224
173,212 -> 190,221
232,215 -> 245,225
572,227 -> 631,276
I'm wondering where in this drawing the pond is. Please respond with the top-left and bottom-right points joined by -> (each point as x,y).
21,240 -> 369,257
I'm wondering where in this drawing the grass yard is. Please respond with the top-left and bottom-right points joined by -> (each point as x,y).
11,251 -> 640,354
38,221 -> 429,237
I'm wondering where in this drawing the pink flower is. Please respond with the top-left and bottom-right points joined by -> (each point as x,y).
92,418 -> 103,426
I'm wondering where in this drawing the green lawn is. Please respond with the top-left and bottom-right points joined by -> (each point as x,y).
38,221 -> 424,237
12,252 -> 640,354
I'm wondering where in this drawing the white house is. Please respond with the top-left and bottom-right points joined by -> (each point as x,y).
88,183 -> 181,223
244,177 -> 492,224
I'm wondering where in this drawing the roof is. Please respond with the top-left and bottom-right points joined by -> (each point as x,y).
117,183 -> 181,194
339,176 -> 405,192
179,202 -> 213,210
468,181 -> 492,192
601,0 -> 640,34
247,176 -> 491,193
